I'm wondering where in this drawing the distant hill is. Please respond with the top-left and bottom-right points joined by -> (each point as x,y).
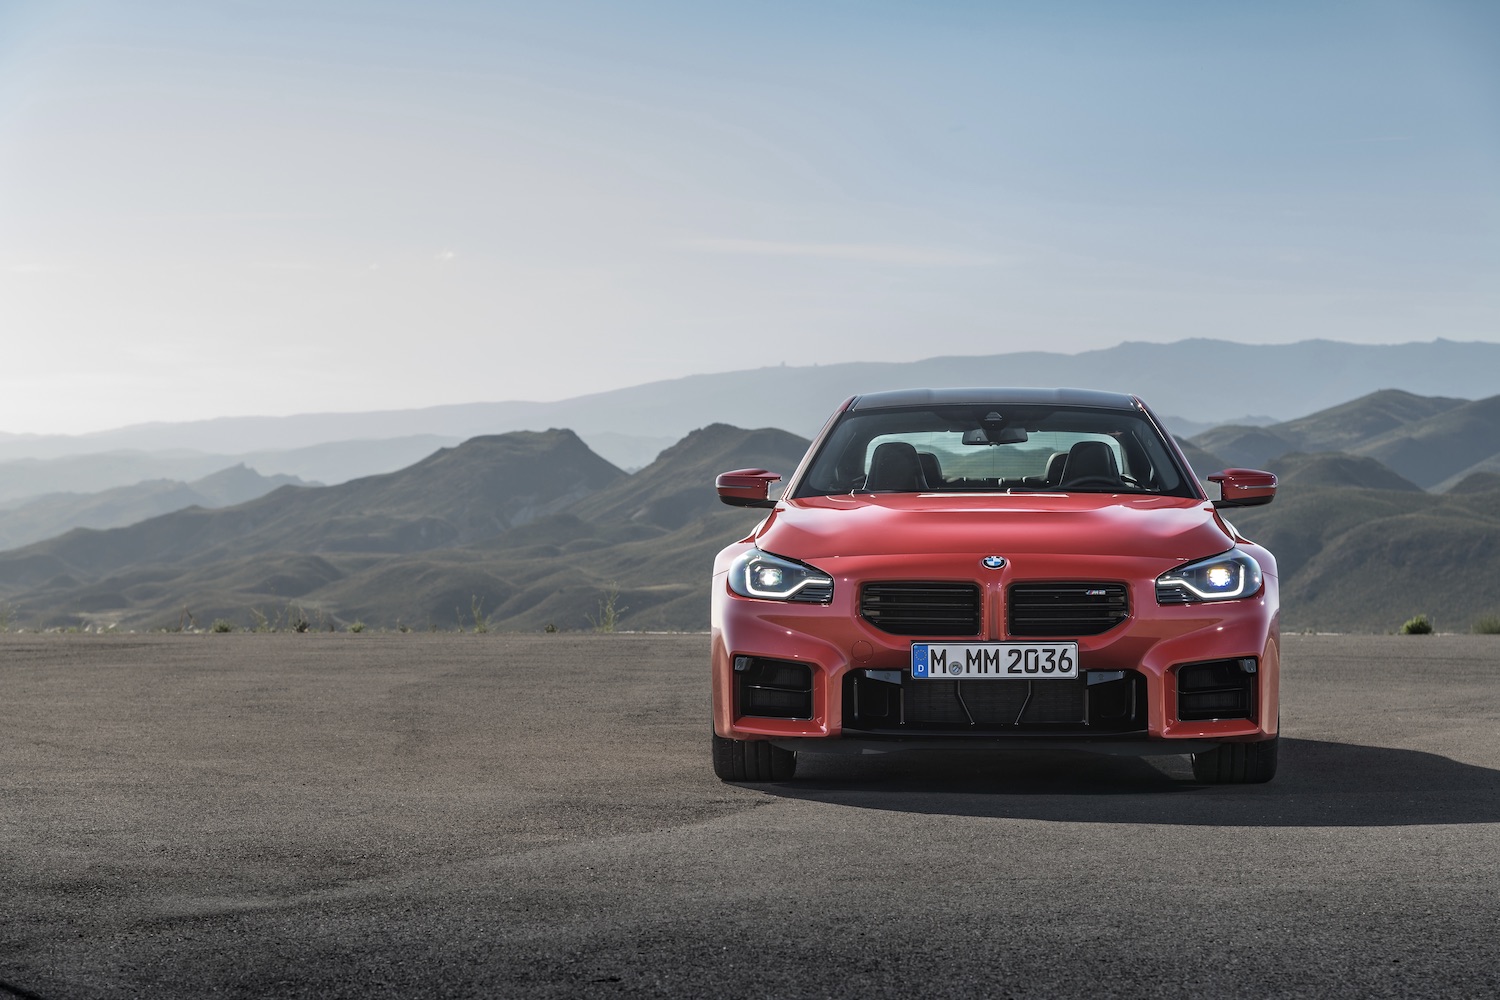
568,424 -> 810,531
1190,389 -> 1467,468
1265,453 -> 1423,493
1355,395 -> 1500,490
226,435 -> 465,485
1449,472 -> 1500,494
5,339 -> 1499,462
0,466 -> 309,552
0,451 -> 236,503
1192,390 -> 1500,490
0,435 -> 460,502
1279,389 -> 1469,454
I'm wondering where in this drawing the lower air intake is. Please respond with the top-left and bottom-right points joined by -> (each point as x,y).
843,669 -> 1146,734
735,657 -> 814,720
1176,658 -> 1257,721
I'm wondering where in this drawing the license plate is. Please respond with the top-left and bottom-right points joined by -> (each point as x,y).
911,643 -> 1079,680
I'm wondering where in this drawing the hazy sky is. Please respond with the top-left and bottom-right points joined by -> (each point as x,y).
1,0 -> 1497,434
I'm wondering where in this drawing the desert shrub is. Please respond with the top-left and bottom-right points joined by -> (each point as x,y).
469,595 -> 490,634
588,583 -> 626,633
347,620 -> 366,633
1474,615 -> 1500,635
211,619 -> 235,633
1400,614 -> 1434,635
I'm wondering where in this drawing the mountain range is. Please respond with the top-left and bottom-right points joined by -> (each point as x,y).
1,385 -> 1497,634
4,339 -> 1498,482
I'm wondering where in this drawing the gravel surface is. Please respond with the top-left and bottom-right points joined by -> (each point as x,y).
2,632 -> 1498,999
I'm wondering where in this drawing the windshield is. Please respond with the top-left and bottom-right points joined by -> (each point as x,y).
791,403 -> 1196,498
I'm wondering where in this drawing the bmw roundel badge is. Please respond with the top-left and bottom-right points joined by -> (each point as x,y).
982,555 -> 1007,570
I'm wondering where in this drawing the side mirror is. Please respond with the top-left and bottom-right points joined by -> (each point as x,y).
1209,468 -> 1277,508
716,468 -> 781,508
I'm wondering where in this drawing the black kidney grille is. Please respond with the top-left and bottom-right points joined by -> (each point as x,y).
860,582 -> 982,637
1008,582 -> 1128,637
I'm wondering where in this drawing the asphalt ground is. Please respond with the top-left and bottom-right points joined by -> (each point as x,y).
1,632 -> 1498,999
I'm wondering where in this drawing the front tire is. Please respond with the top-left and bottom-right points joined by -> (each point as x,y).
1191,735 -> 1278,784
712,731 -> 797,782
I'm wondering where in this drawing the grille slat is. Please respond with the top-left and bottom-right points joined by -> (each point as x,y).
1008,582 -> 1128,637
861,582 -> 981,637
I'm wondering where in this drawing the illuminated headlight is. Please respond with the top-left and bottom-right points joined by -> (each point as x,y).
1156,549 -> 1263,604
728,549 -> 834,603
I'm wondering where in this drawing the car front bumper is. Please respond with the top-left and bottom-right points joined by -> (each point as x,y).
711,547 -> 1280,754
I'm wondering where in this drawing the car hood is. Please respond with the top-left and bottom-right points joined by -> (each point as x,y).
755,493 -> 1235,564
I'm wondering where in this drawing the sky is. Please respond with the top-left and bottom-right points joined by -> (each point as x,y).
1,0 -> 1497,435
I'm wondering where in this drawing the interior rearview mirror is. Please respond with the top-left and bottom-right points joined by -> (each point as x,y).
962,427 -> 1029,445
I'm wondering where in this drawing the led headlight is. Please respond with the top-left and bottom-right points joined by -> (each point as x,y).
1156,548 -> 1263,604
728,548 -> 834,603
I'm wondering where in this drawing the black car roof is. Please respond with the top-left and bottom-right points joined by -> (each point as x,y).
847,387 -> 1142,411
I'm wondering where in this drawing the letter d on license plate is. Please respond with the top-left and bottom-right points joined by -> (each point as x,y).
911,643 -> 1078,680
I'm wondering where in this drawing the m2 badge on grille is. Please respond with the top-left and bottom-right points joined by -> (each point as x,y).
911,642 -> 1079,680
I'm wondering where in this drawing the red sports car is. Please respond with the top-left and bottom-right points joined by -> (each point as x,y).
710,388 -> 1280,783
